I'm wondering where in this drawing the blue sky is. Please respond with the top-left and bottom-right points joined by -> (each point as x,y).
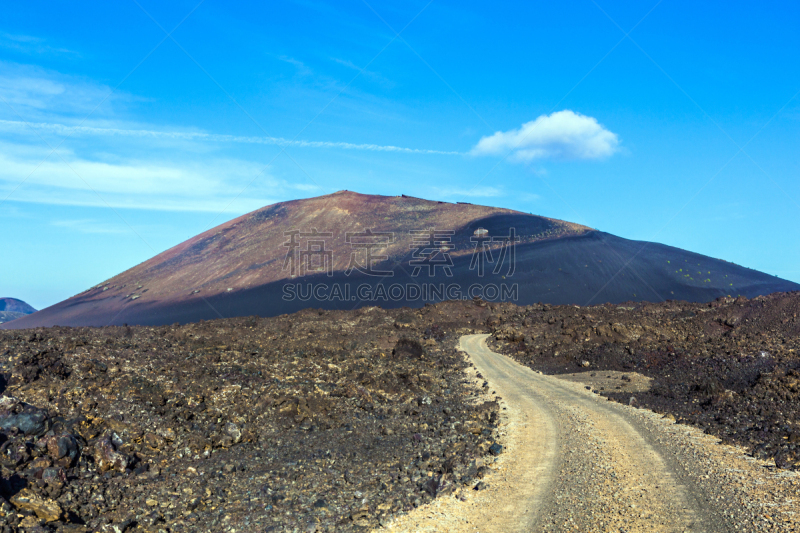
1,0 -> 799,310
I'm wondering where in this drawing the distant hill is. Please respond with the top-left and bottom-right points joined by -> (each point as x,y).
0,298 -> 37,324
4,191 -> 799,329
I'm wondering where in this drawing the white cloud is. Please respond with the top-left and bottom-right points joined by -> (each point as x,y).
471,110 -> 620,162
0,61 -> 459,216
330,57 -> 393,87
278,56 -> 312,76
0,61 -> 126,119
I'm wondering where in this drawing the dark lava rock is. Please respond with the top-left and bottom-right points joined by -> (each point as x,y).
487,292 -> 800,470
4,292 -> 795,531
92,434 -> 129,473
40,432 -> 79,467
0,397 -> 50,436
0,301 -> 501,532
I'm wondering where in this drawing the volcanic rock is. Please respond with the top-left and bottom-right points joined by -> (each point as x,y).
9,488 -> 61,522
488,291 -> 800,470
0,301 -> 503,531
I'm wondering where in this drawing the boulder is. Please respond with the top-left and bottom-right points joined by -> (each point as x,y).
10,488 -> 62,522
0,396 -> 51,436
92,435 -> 129,472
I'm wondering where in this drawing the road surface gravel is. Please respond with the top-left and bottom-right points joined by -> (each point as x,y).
384,334 -> 800,532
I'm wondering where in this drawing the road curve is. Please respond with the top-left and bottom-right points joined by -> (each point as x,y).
387,334 -> 800,533
455,334 -> 725,533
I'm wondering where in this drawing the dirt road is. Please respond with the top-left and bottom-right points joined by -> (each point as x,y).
386,334 -> 800,532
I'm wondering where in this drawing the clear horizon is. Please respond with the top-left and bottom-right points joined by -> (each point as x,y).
1,1 -> 799,310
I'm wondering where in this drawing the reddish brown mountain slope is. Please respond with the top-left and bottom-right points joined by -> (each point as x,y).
78,190 -> 584,302
5,191 -> 798,328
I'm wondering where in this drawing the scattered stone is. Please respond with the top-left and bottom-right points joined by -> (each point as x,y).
10,488 -> 62,522
0,396 -> 50,436
42,431 -> 79,466
92,434 -> 129,472
225,421 -> 242,444
488,292 -> 800,472
0,303 -> 503,531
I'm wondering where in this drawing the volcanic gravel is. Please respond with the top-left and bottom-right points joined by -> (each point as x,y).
487,291 -> 800,471
2,291 -> 800,531
0,302 -> 502,532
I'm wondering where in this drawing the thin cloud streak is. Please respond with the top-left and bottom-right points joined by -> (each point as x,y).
0,32 -> 80,57
0,119 -> 461,156
0,144 -> 304,213
51,219 -> 128,234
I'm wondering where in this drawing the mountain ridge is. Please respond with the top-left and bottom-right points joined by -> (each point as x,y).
4,191 -> 798,328
0,297 -> 37,325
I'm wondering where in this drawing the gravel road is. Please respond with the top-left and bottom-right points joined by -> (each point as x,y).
385,334 -> 800,532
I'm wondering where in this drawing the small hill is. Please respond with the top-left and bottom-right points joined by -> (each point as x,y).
0,298 -> 37,324
4,191 -> 798,328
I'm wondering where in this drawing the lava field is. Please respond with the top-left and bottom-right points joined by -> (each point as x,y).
1,292 -> 799,532
0,302 -> 501,532
488,291 -> 800,469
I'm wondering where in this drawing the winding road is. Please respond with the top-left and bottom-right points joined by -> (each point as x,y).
459,333 -> 723,532
389,334 -> 800,532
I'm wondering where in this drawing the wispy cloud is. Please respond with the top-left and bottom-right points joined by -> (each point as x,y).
330,57 -> 393,87
51,219 -> 128,234
278,55 -> 312,76
0,62 -> 126,119
471,110 -> 620,162
0,119 -> 461,155
0,32 -> 80,57
0,142 -> 284,212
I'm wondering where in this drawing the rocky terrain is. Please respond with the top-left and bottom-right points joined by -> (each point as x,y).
487,290 -> 800,471
0,300 -> 36,326
2,291 -> 800,531
0,302 -> 502,532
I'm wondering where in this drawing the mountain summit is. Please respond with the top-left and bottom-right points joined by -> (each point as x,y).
0,298 -> 37,324
5,191 -> 798,328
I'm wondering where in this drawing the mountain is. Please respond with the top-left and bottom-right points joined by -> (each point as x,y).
4,191 -> 798,328
0,298 -> 37,324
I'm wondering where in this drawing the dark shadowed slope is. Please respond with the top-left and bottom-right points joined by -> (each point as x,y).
5,191 -> 798,328
0,298 -> 37,324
